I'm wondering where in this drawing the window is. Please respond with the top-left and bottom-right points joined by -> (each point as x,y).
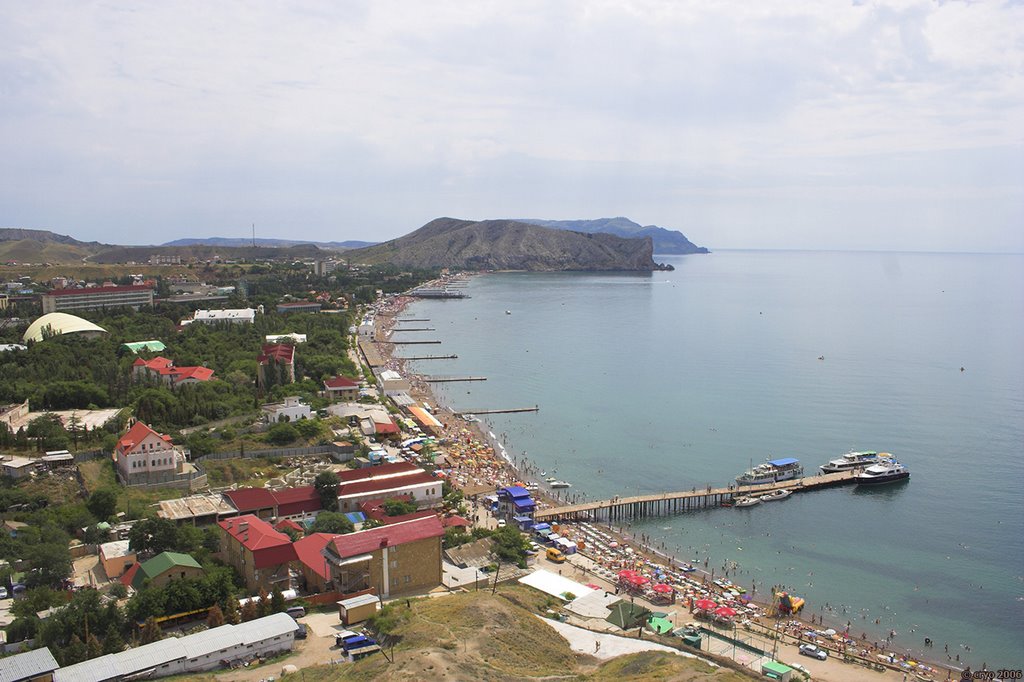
404,575 -> 411,584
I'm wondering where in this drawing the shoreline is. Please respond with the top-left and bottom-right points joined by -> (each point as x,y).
368,287 -> 967,679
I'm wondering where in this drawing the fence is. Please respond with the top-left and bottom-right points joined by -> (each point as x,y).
196,444 -> 353,463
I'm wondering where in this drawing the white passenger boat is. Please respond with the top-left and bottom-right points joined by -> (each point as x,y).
856,460 -> 910,485
759,489 -> 792,501
734,496 -> 761,507
736,458 -> 803,486
820,450 -> 888,473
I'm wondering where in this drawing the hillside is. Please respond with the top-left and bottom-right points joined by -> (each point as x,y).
0,228 -> 106,263
163,237 -> 375,250
89,243 -> 328,264
519,217 -> 709,255
348,218 -> 672,271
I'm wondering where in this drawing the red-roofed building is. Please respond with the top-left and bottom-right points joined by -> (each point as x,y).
132,356 -> 215,388
323,375 -> 360,401
442,515 -> 470,529
337,471 -> 442,512
273,486 -> 320,517
218,515 -> 298,591
358,496 -> 436,526
222,486 -> 321,519
42,284 -> 154,314
257,344 -> 295,389
274,518 -> 305,535
292,532 -> 340,593
336,461 -> 420,483
114,421 -> 185,487
322,516 -> 444,598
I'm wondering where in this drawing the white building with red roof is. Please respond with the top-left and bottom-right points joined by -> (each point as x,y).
257,343 -> 296,388
218,515 -> 298,592
323,375 -> 360,401
321,516 -> 444,598
115,421 -> 186,487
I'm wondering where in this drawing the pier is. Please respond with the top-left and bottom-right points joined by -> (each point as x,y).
402,354 -> 458,361
534,471 -> 858,521
397,318 -> 430,322
459,406 -> 540,415
390,327 -> 436,332
385,340 -> 442,345
424,376 -> 487,383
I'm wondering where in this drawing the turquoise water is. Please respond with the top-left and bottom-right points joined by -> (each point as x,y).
397,251 -> 1024,668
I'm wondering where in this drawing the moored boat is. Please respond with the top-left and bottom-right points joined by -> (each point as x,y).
856,460 -> 910,485
736,458 -> 803,486
759,488 -> 792,501
734,496 -> 761,507
820,450 -> 889,473
549,480 -> 571,489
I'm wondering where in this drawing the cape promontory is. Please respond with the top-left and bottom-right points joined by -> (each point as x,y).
347,218 -> 674,271
518,217 -> 709,254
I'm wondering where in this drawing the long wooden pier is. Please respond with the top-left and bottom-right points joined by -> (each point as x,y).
397,318 -> 430,322
403,355 -> 458,360
385,340 -> 442,345
390,327 -> 436,332
534,471 -> 858,521
425,376 -> 487,383
459,406 -> 539,415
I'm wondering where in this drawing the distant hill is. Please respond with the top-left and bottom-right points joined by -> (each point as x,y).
517,217 -> 709,254
0,228 -> 106,263
90,243 -> 327,264
163,237 -> 375,250
348,217 -> 672,271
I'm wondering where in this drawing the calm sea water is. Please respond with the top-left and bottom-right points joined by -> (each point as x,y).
397,251 -> 1024,668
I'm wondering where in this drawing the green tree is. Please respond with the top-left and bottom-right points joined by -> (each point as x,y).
102,624 -> 125,654
25,413 -> 70,451
270,585 -> 286,614
382,498 -> 417,516
223,594 -> 241,625
25,543 -> 72,588
128,517 -> 178,556
86,488 -> 119,521
207,604 -> 225,628
140,616 -> 163,644
491,525 -> 531,565
266,422 -> 299,445
313,471 -> 339,512
63,634 -> 88,666
309,511 -> 354,535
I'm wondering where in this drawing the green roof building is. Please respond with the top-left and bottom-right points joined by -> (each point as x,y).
131,551 -> 204,590
121,340 -> 167,354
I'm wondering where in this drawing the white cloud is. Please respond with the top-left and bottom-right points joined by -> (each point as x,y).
0,0 -> 1021,251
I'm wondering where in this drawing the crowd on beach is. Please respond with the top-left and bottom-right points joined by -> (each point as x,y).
368,293 -> 966,680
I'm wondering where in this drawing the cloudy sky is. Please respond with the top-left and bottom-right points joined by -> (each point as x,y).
2,1 -> 1022,251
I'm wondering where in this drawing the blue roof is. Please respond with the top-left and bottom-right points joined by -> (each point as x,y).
512,497 -> 535,509
500,486 -> 531,499
345,512 -> 367,524
768,458 -> 799,467
532,522 -> 551,531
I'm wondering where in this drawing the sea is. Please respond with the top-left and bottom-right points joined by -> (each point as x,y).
395,250 -> 1024,669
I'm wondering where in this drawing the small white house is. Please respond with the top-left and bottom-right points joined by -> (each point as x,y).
262,396 -> 311,423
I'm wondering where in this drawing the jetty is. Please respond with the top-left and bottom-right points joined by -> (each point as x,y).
385,340 -> 442,345
459,406 -> 539,416
397,318 -> 430,322
534,471 -> 857,521
402,354 -> 458,361
424,376 -> 487,383
390,327 -> 436,332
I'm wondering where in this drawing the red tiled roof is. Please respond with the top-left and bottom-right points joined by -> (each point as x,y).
274,518 -> 305,534
324,376 -> 359,389
223,488 -> 277,512
120,562 -> 140,587
336,461 -> 420,483
327,516 -> 444,559
293,532 -> 340,580
337,472 -> 438,498
117,421 -> 172,454
46,284 -> 154,297
258,344 -> 294,365
173,366 -> 214,382
373,420 -> 399,434
133,356 -> 173,369
218,515 -> 297,568
273,486 -> 320,516
443,515 -> 470,528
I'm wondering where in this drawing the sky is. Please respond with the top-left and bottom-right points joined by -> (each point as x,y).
2,1 -> 1022,252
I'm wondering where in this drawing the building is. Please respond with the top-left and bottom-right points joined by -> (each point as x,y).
497,486 -> 536,524
2,456 -> 36,479
406,405 -> 443,436
265,333 -> 306,344
126,551 -> 204,590
262,396 -> 311,423
276,301 -> 321,314
0,646 -> 59,682
22,313 -> 108,343
51,613 -> 297,682
217,515 -> 298,592
377,369 -> 410,393
41,285 -> 154,314
333,462 -> 442,513
3,520 -> 28,537
99,540 -> 136,579
221,486 -> 320,521
114,421 -> 185,487
120,340 -> 166,354
323,376 -> 360,401
293,532 -> 340,593
322,515 -> 444,598
186,308 -> 257,325
132,357 -> 215,388
337,591 -> 381,625
257,344 -> 295,388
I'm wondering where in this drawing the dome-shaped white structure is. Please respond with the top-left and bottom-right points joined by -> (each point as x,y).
23,312 -> 108,343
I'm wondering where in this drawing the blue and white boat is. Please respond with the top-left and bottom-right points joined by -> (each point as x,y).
736,458 -> 804,486
820,450 -> 888,473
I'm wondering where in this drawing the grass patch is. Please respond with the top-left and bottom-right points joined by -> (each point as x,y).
78,459 -> 195,519
201,457 -> 284,487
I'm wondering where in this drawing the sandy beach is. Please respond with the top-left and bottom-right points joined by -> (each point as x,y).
365,291 -> 964,682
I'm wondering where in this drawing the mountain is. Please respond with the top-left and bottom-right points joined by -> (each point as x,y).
163,237 -> 375,250
0,228 -> 106,263
517,217 -> 709,254
348,217 -> 673,271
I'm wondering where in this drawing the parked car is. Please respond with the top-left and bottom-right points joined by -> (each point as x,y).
294,623 -> 307,639
798,643 -> 828,660
0,587 -> 8,599
787,661 -> 811,677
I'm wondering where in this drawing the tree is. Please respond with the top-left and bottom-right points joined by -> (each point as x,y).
25,413 -> 70,451
270,585 -> 286,614
207,604 -> 225,628
256,588 -> 270,618
87,488 -> 119,521
491,525 -> 531,565
128,517 -> 178,556
223,594 -> 242,625
309,511 -> 354,535
63,634 -> 88,666
313,471 -> 339,512
25,543 -> 72,588
382,498 -> 417,516
86,633 -> 103,660
102,623 -> 126,654
266,422 -> 299,445
140,616 -> 163,644
240,600 -> 258,622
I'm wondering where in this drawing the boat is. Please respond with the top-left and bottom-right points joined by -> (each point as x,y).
549,480 -> 571,489
819,450 -> 889,473
544,476 -> 557,483
856,460 -> 910,485
759,489 -> 792,501
505,310 -> 512,315
735,458 -> 803,486
734,496 -> 761,507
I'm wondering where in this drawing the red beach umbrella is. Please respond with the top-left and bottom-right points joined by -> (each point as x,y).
694,598 -> 718,611
652,583 -> 673,594
714,606 -> 738,618
617,569 -> 636,581
631,574 -> 650,586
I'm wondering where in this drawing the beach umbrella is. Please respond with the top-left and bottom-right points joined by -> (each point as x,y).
617,569 -> 636,581
652,583 -> 673,594
631,574 -> 650,586
823,628 -> 837,636
694,599 -> 717,611
714,606 -> 737,618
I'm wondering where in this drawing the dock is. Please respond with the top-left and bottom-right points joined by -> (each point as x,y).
424,376 -> 487,383
390,327 -> 436,332
534,471 -> 858,521
397,318 -> 430,322
385,340 -> 442,345
458,406 -> 539,415
402,355 -> 458,361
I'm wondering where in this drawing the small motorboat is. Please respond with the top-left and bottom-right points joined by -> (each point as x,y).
505,310 -> 512,315
545,476 -> 557,483
734,496 -> 761,507
549,480 -> 571,489
759,489 -> 792,501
